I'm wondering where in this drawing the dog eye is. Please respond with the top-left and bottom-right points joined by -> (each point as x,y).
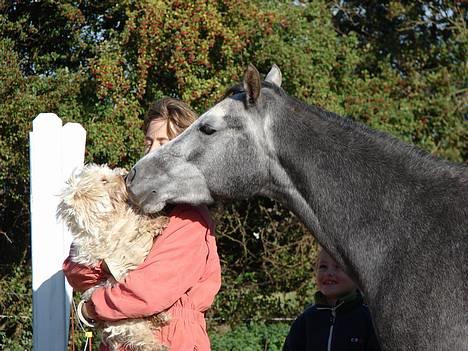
101,177 -> 108,184
199,124 -> 216,135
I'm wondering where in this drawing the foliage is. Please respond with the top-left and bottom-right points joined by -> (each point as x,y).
332,0 -> 467,71
1,0 -> 466,348
330,0 -> 467,161
210,321 -> 291,351
0,37 -> 86,265
210,199 -> 317,323
0,263 -> 32,350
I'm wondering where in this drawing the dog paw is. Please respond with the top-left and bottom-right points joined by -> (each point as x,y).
149,216 -> 170,235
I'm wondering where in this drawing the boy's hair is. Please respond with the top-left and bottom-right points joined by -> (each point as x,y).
315,247 -> 327,268
143,97 -> 198,139
315,248 -> 344,270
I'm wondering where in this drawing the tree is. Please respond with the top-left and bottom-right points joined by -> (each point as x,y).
332,0 -> 467,71
0,38 -> 86,265
331,0 -> 467,161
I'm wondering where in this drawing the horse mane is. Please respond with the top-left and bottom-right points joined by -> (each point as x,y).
273,85 -> 464,178
223,80 -> 464,178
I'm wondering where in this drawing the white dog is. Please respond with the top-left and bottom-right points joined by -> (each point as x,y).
57,164 -> 170,351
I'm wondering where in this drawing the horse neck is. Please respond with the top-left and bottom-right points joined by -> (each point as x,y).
265,101 -> 452,294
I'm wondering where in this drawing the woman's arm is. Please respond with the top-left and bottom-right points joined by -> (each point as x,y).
62,254 -> 109,293
87,206 -> 213,321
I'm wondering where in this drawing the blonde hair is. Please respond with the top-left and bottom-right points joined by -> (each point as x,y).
315,248 -> 336,268
143,97 -> 198,139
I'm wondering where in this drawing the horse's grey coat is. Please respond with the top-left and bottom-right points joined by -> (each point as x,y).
127,64 -> 468,350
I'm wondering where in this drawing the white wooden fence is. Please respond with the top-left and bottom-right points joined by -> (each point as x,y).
30,113 -> 86,351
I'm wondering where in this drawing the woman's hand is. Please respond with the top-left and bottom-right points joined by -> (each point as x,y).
82,301 -> 93,320
63,256 -> 110,293
101,260 -> 111,274
77,300 -> 99,328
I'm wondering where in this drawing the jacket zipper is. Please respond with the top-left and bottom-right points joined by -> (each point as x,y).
317,301 -> 344,351
327,308 -> 336,351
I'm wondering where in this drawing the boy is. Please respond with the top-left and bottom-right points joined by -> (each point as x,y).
282,249 -> 381,350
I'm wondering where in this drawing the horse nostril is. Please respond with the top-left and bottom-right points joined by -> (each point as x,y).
126,168 -> 136,186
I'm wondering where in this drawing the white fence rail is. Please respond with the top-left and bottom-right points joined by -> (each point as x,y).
30,113 -> 86,351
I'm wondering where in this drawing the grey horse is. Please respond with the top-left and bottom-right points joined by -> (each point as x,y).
126,64 -> 467,351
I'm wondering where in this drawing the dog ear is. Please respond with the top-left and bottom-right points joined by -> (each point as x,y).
57,186 -> 85,231
106,170 -> 128,205
60,180 -> 98,231
58,168 -> 109,232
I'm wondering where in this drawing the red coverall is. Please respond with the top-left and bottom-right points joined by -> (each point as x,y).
63,205 -> 222,351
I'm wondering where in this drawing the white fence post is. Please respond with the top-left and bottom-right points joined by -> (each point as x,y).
30,113 -> 86,351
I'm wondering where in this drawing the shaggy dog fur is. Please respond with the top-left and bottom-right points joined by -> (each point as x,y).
58,164 -> 170,351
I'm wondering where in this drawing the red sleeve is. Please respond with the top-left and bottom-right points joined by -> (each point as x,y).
89,206 -> 212,321
62,255 -> 108,293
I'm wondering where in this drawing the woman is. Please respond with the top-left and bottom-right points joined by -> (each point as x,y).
63,98 -> 222,351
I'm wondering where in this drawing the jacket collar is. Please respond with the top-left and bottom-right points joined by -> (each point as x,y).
314,289 -> 363,312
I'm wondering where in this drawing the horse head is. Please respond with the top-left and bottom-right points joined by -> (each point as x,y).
126,65 -> 284,213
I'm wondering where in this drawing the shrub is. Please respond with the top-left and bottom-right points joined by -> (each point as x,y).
0,264 -> 32,350
210,321 -> 291,351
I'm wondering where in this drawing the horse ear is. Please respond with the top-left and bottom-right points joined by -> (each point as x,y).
265,64 -> 282,87
243,64 -> 261,105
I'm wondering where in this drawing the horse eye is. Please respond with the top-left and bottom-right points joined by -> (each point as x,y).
199,124 -> 216,135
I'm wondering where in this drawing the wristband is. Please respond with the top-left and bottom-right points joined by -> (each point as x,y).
77,300 -> 97,328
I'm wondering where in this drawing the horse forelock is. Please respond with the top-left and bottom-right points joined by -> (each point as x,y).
223,80 -> 286,101
222,83 -> 244,99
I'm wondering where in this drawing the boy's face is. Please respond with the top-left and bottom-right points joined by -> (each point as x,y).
316,251 -> 356,303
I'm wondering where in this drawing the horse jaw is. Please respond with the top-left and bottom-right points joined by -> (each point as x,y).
126,151 -> 214,213
127,173 -> 214,213
127,189 -> 166,214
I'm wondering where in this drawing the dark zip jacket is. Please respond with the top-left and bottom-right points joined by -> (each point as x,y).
282,290 -> 381,351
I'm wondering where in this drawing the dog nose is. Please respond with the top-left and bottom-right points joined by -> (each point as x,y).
126,167 -> 137,186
